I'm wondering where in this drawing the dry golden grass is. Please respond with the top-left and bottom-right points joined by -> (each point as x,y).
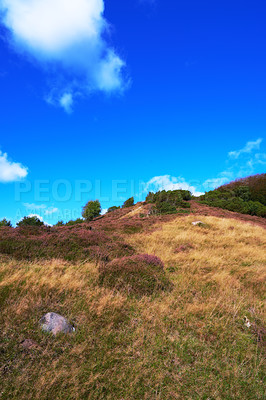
0,215 -> 265,399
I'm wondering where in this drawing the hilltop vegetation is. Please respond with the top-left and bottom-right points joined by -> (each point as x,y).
200,174 -> 266,217
145,189 -> 191,214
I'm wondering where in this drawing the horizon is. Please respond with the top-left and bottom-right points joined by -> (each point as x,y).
0,0 -> 265,225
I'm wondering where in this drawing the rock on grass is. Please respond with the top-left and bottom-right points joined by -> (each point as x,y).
39,312 -> 75,335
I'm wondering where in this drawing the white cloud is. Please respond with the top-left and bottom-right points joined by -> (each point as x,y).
24,203 -> 46,210
143,175 -> 204,197
0,150 -> 28,182
228,138 -> 263,159
44,207 -> 59,215
203,177 -> 229,190
0,0 -> 126,111
59,93 -> 73,114
203,138 -> 265,191
23,203 -> 59,215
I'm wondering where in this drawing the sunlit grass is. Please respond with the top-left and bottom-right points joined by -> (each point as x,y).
0,215 -> 265,399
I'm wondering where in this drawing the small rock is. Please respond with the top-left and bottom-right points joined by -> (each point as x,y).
192,221 -> 205,226
39,312 -> 75,335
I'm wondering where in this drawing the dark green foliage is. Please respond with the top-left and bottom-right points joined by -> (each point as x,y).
0,218 -> 12,227
200,175 -> 266,218
123,197 -> 134,208
65,218 -> 84,226
145,190 -> 191,215
82,200 -> 101,221
54,220 -> 64,226
219,174 -> 266,205
145,192 -> 156,203
17,216 -> 44,227
107,206 -> 121,213
99,254 -> 172,296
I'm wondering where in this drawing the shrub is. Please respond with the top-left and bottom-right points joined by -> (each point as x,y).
65,218 -> 84,226
145,192 -> 156,203
82,200 -> 101,221
123,197 -> 134,208
219,174 -> 266,205
201,180 -> 266,218
99,254 -> 172,296
54,220 -> 64,226
17,216 -> 44,227
107,206 -> 121,213
0,225 -> 135,262
0,219 -> 12,227
145,190 -> 191,215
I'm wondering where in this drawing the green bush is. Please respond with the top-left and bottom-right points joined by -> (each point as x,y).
0,219 -> 12,227
65,218 -> 84,226
54,220 -> 64,226
145,190 -> 191,215
107,206 -> 121,213
17,216 -> 44,227
201,183 -> 266,218
82,200 -> 101,221
123,197 -> 134,208
145,192 -> 156,203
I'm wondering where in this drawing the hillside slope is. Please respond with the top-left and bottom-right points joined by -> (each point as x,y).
0,214 -> 265,399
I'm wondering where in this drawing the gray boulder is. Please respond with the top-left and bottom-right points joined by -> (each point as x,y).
39,312 -> 75,335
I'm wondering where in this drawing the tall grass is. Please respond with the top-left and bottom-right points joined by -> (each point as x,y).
0,216 -> 265,399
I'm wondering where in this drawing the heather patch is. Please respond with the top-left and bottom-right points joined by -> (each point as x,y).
99,254 -> 172,296
0,225 -> 134,262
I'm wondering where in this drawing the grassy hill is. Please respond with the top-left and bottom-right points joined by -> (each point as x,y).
0,205 -> 265,399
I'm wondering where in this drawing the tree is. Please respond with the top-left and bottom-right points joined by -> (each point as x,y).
82,200 -> 101,221
0,218 -> 12,227
145,192 -> 155,203
17,216 -> 44,227
123,197 -> 134,208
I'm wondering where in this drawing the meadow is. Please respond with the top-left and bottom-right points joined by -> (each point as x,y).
0,213 -> 265,399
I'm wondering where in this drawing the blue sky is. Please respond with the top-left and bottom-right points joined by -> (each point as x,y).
0,0 -> 265,225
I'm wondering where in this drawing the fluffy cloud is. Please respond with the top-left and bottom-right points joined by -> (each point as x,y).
228,138 -> 263,159
143,175 -> 204,197
44,207 -> 59,215
24,203 -> 59,215
0,0 -> 126,111
203,138 -> 265,190
24,203 -> 46,210
203,177 -> 229,190
59,93 -> 74,114
0,150 -> 28,182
